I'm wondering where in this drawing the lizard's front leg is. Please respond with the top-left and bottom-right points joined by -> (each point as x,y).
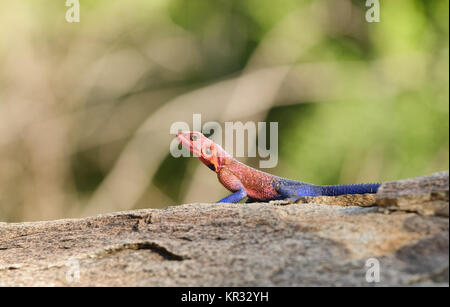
217,168 -> 247,203
218,188 -> 247,203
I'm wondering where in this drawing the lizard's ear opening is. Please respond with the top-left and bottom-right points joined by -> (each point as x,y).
207,163 -> 216,172
199,156 -> 218,172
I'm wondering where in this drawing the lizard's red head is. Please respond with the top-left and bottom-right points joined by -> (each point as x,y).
177,131 -> 231,173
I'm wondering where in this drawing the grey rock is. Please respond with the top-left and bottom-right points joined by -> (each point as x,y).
377,171 -> 449,217
0,172 -> 448,286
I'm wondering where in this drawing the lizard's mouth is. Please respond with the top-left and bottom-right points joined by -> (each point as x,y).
176,132 -> 188,145
176,132 -> 201,156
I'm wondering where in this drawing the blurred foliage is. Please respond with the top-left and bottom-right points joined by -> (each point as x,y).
0,0 -> 448,221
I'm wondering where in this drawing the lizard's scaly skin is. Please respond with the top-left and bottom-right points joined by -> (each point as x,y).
177,131 -> 380,203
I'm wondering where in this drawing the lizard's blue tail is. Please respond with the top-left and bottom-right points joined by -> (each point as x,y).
320,183 -> 381,196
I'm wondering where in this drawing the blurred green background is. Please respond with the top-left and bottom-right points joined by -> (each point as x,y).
0,0 -> 448,221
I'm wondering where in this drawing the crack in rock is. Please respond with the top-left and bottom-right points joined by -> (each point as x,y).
99,242 -> 188,261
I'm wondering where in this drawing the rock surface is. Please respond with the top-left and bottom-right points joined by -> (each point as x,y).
0,172 -> 448,286
377,171 -> 449,217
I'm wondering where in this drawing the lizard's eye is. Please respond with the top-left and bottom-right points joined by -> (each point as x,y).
190,134 -> 198,141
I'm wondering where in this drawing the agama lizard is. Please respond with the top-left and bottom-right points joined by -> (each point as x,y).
177,131 -> 380,203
